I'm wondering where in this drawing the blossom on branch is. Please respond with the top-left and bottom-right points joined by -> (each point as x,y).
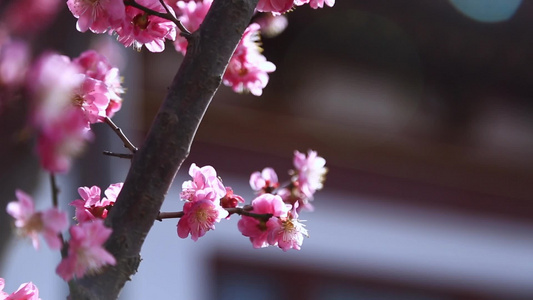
256,0 -> 294,14
56,220 -> 116,281
6,190 -> 68,250
177,198 -> 229,241
172,0 -> 213,54
220,187 -> 245,209
67,0 -> 125,33
27,50 -> 124,172
115,0 -> 177,52
250,167 -> 279,194
0,278 -> 40,300
292,150 -> 327,200
222,23 -> 276,96
70,183 -> 122,223
237,193 -> 289,248
180,163 -> 226,202
267,208 -> 308,251
36,108 -> 93,173
73,50 -> 125,118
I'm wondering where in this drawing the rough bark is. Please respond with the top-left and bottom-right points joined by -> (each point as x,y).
68,0 -> 259,298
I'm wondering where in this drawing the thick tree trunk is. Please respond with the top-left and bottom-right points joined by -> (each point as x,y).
68,0 -> 259,298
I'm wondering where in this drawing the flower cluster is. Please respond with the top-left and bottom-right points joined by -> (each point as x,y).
177,164 -> 229,241
70,183 -> 123,223
176,150 -> 326,251
0,278 -> 40,300
27,50 -> 124,173
238,150 -> 326,250
64,0 -> 333,97
6,183 -> 121,282
55,183 -> 122,281
67,0 -> 175,52
171,0 -> 276,96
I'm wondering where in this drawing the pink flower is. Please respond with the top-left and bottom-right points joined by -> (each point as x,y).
267,210 -> 308,251
67,0 -> 125,33
115,0 -> 177,52
177,198 -> 229,241
36,108 -> 93,173
173,0 -> 212,54
27,52 -> 83,128
249,167 -> 279,194
256,0 -> 294,14
0,278 -> 8,298
222,23 -> 276,96
6,190 -> 68,250
220,187 -> 245,209
295,0 -> 335,9
0,279 -> 40,300
103,182 -> 123,203
180,163 -> 226,202
237,193 -> 289,248
70,183 -> 122,222
255,14 -> 288,38
293,150 -> 327,200
72,50 -> 125,109
72,75 -> 111,124
56,220 -> 116,281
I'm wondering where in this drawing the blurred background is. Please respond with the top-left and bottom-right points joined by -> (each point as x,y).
1,0 -> 533,299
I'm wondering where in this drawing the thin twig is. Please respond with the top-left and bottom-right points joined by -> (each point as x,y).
104,117 -> 138,153
226,206 -> 273,222
103,151 -> 134,159
50,173 -> 67,258
157,211 -> 184,221
158,0 -> 191,35
124,0 -> 191,36
157,206 -> 273,223
50,173 -> 59,208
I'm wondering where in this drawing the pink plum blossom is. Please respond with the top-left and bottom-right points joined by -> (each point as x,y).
220,187 -> 245,209
56,220 -> 116,281
293,150 -> 327,200
67,0 -> 125,33
0,279 -> 40,300
115,0 -> 177,52
6,190 -> 68,250
295,0 -> 335,9
72,50 -> 125,105
222,23 -> 276,96
70,183 -> 122,223
36,108 -> 93,173
250,167 -> 279,194
237,193 -> 289,248
0,278 -> 7,298
72,75 -> 111,124
27,52 -> 83,128
256,14 -> 288,38
256,0 -> 294,14
180,163 -> 226,202
268,210 -> 308,251
177,198 -> 229,241
173,0 -> 212,54
103,182 -> 123,203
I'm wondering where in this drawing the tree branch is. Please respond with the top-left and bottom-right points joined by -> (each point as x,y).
68,0 -> 259,299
